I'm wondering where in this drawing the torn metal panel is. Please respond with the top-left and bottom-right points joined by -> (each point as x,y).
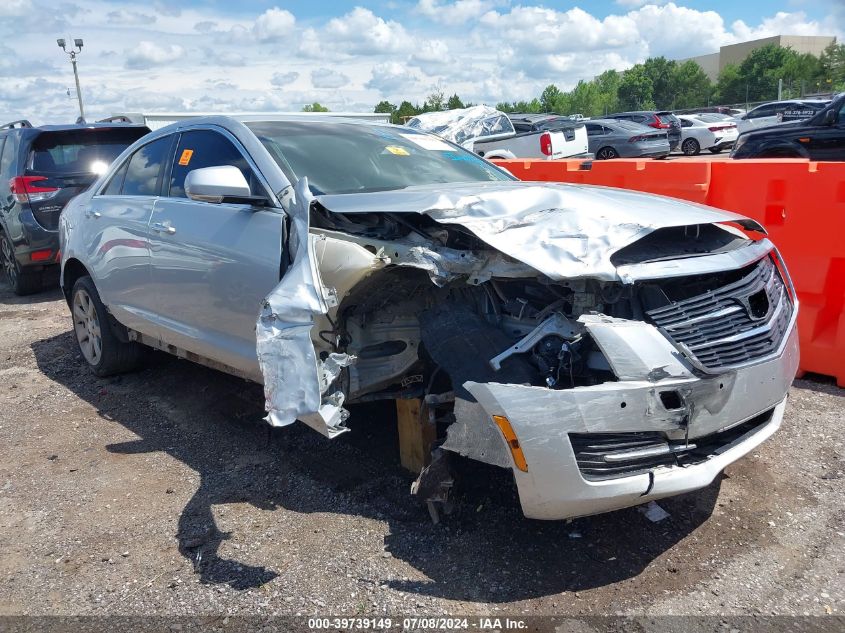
256,178 -> 352,438
316,182 -> 765,283
440,398 -> 512,469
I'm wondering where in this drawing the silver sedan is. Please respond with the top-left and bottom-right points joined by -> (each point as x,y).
59,115 -> 797,521
585,119 -> 670,159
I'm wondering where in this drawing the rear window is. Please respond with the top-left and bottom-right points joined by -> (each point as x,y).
246,121 -> 513,195
656,112 -> 680,125
28,128 -> 149,176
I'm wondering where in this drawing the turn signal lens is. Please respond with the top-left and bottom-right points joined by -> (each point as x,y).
492,415 -> 528,472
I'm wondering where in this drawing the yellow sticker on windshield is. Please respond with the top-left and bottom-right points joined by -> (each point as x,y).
178,149 -> 194,166
385,145 -> 410,156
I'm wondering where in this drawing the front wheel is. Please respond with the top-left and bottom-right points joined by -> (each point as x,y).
596,146 -> 619,160
682,138 -> 701,156
71,276 -> 143,376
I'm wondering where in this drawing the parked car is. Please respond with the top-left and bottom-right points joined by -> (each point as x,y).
406,106 -> 590,160
603,111 -> 682,152
735,100 -> 829,134
677,115 -> 739,155
584,119 -> 670,159
0,119 -> 150,295
732,93 -> 845,160
60,115 -> 798,521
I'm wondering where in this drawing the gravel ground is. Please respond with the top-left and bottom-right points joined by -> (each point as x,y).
0,280 -> 843,619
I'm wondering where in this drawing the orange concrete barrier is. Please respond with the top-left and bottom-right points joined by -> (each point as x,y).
494,158 -> 845,386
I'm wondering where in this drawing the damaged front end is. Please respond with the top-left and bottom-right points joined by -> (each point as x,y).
257,181 -> 798,520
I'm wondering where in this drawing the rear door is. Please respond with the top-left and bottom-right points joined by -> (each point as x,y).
149,127 -> 283,379
85,134 -> 174,336
23,127 -> 150,231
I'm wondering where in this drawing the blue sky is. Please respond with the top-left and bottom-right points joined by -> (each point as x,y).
1,1 -> 842,123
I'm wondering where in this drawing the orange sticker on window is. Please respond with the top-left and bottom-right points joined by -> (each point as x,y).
178,149 -> 194,166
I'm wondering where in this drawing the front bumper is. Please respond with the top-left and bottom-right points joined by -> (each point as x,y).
463,315 -> 799,520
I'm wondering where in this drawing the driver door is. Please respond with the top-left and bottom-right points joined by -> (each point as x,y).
148,128 -> 284,380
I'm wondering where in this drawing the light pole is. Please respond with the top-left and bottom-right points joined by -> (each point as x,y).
57,38 -> 85,121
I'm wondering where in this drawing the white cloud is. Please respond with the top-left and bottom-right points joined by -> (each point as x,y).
125,41 -> 185,69
271,71 -> 300,87
0,0 -> 842,124
107,10 -> 156,25
366,62 -> 421,95
311,68 -> 350,89
253,7 -> 296,41
416,0 -> 503,25
323,7 -> 409,54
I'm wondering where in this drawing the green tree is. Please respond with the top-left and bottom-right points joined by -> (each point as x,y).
593,69 -> 621,116
446,93 -> 464,109
618,66 -> 655,111
374,100 -> 397,116
820,42 -> 845,90
671,60 -> 714,109
394,100 -> 420,124
540,84 -> 563,112
302,102 -> 329,112
422,88 -> 446,112
642,56 -> 678,109
716,63 -> 745,104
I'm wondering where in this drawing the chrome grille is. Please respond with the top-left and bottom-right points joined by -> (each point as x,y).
645,258 -> 793,372
570,408 -> 774,481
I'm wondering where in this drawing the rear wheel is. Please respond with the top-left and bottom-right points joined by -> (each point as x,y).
709,147 -> 723,154
1,232 -> 42,295
71,276 -> 143,376
682,138 -> 701,156
596,146 -> 619,160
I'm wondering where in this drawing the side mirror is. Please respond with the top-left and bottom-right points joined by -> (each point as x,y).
823,109 -> 837,126
185,165 -> 251,203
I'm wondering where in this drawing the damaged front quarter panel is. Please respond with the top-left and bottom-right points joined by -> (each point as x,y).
256,178 -> 356,438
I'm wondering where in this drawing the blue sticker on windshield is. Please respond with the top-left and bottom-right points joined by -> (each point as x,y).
445,151 -> 482,163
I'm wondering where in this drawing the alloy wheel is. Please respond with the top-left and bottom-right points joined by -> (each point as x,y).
73,288 -> 103,366
1,236 -> 17,288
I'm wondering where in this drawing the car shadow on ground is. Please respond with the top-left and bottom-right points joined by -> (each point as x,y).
31,329 -> 722,602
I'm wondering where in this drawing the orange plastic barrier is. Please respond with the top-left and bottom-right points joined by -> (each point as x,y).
494,158 -> 845,386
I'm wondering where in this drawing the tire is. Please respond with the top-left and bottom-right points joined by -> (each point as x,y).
70,276 -> 143,377
682,138 -> 701,156
596,146 -> 619,160
709,147 -> 723,154
1,232 -> 43,296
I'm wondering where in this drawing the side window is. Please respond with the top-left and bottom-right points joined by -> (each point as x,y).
121,136 -> 172,196
101,161 -> 129,195
586,124 -> 604,136
749,105 -> 774,119
680,119 -> 693,128
0,135 -> 15,180
168,130 -> 261,199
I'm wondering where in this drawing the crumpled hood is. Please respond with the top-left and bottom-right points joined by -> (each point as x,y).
315,181 -> 764,281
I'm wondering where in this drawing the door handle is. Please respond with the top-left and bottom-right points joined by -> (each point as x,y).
85,210 -> 101,219
151,222 -> 176,235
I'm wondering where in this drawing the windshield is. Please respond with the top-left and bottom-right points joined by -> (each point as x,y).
28,128 -> 149,176
245,120 -> 514,195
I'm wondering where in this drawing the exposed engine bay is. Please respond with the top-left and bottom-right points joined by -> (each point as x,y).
255,178 -> 796,520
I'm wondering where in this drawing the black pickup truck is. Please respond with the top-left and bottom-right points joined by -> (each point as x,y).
731,94 -> 845,160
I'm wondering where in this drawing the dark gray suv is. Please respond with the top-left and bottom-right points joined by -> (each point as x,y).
0,119 -> 149,294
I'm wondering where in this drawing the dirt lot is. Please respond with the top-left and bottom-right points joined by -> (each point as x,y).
0,280 -> 843,618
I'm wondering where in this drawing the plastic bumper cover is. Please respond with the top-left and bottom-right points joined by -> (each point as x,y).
463,318 -> 798,520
